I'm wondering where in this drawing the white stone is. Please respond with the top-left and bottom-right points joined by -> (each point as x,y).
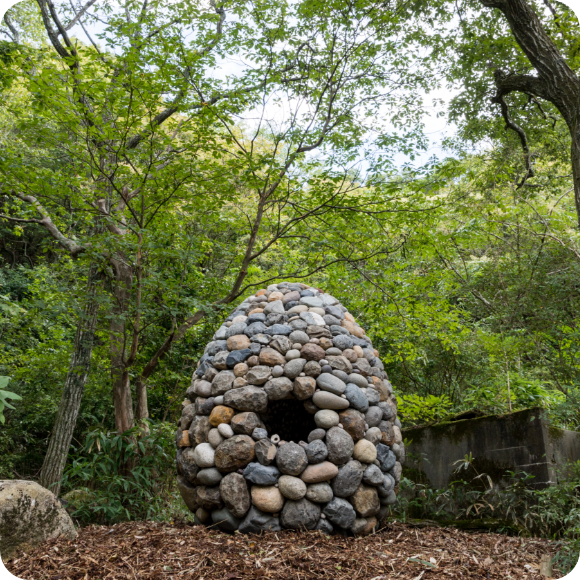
285,349 -> 301,361
353,439 -> 377,463
314,409 -> 340,429
287,305 -> 308,315
300,311 -> 325,326
233,315 -> 248,324
193,442 -> 216,468
218,423 -> 235,438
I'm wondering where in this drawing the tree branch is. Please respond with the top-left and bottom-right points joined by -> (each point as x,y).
2,14 -> 19,43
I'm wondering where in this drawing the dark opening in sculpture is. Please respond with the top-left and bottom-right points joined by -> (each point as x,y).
175,282 -> 404,535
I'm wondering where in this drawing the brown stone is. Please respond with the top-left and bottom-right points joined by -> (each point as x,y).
180,403 -> 196,431
339,409 -> 366,441
231,412 -> 261,436
355,357 -> 371,376
209,405 -> 235,427
247,355 -> 259,367
256,289 -> 267,296
374,380 -> 390,401
177,430 -> 191,447
363,516 -> 378,535
344,312 -> 355,323
227,334 -> 251,351
379,421 -> 395,446
300,462 -> 339,483
319,337 -> 333,350
293,376 -> 316,400
188,415 -> 211,445
303,360 -> 322,377
342,319 -> 365,338
259,348 -> 286,366
215,434 -> 256,472
268,291 -> 284,302
301,343 -> 326,361
196,486 -> 223,511
353,345 -> 364,358
233,377 -> 248,389
234,363 -> 249,377
177,475 -> 199,511
219,473 -> 250,518
342,349 -> 358,363
282,291 -> 301,304
350,484 -> 380,518
251,486 -> 284,513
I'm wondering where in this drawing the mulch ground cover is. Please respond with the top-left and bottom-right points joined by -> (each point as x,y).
6,521 -> 564,580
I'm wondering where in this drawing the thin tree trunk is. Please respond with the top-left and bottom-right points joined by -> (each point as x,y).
39,267 -> 100,496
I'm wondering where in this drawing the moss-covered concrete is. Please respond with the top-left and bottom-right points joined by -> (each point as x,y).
402,408 -> 580,490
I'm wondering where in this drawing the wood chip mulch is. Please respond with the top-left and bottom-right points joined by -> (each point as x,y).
5,521 -> 565,580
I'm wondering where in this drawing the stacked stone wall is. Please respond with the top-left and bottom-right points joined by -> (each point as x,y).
175,282 -> 404,534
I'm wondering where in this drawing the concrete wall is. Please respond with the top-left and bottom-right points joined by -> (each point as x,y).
402,408 -> 580,489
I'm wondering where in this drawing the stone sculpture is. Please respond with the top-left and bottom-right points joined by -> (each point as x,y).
175,282 -> 404,535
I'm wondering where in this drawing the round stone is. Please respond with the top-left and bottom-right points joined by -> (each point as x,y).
234,363 -> 249,377
338,409 -> 366,441
307,428 -> 326,442
301,343 -> 326,361
323,497 -> 356,529
289,330 -> 310,345
300,461 -> 339,483
252,428 -> 268,440
331,460 -> 365,497
215,435 -> 255,472
312,391 -> 350,410
197,467 -> 223,486
304,360 -> 322,377
353,439 -> 377,463
316,373 -> 347,395
278,475 -> 307,500
362,464 -> 384,486
251,486 -> 284,513
314,409 -> 340,429
364,427 -> 382,445
276,442 -> 308,476
325,426 -> 355,465
285,349 -> 301,361
208,428 -> 225,449
284,358 -> 307,379
271,365 -> 284,377
306,483 -> 333,503
227,335 -> 251,350
193,443 -> 216,468
219,473 -> 250,518
365,406 -> 383,428
209,405 -> 235,427
217,423 -> 234,438
305,439 -> 328,464
259,348 -> 286,366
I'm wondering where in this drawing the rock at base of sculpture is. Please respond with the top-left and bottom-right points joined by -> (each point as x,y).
0,480 -> 77,560
176,282 -> 403,536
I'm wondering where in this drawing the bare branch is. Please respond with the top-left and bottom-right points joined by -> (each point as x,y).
2,13 -> 19,43
61,0 -> 97,31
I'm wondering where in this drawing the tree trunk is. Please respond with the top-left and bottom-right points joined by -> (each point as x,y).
39,268 -> 100,496
480,0 -> 580,226
110,259 -> 135,433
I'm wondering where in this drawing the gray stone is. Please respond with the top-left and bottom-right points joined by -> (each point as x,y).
325,305 -> 345,320
300,311 -> 325,326
252,428 -> 268,440
197,468 -> 223,486
289,318 -> 308,331
305,483 -> 333,503
314,409 -> 340,429
315,517 -> 334,534
330,325 -> 349,335
179,448 -> 200,483
249,342 -> 262,355
206,340 -> 228,356
263,300 -> 285,315
247,313 -> 266,324
226,349 -> 252,368
323,315 -> 342,326
250,333 -> 271,345
263,377 -> 294,400
377,474 -> 395,497
347,373 -> 368,389
266,313 -> 288,326
265,324 -> 293,336
380,490 -> 397,505
211,507 -> 241,532
272,365 -> 284,377
276,442 -> 308,476
211,370 -> 235,395
231,412 -> 262,436
243,462 -> 281,485
332,335 -> 354,350
223,386 -> 268,413
289,330 -> 310,345
320,294 -> 338,306
239,506 -> 282,533
0,480 -> 77,560
332,369 -> 350,383
226,322 -> 247,338
270,336 -> 292,354
196,485 -> 223,511
344,384 -> 369,412
214,326 -> 228,340
376,444 -> 397,472
284,358 -> 306,379
378,402 -> 395,421
364,427 -> 382,445
303,360 -> 322,377
245,321 -> 268,337
195,397 -> 215,416
255,439 -> 278,465
280,498 -> 320,530
325,347 -> 343,356
312,391 -> 349,410
323,497 -> 356,529
331,460 -> 364,497
366,388 -> 381,405
363,464 -> 385,486
246,365 -> 271,385
307,429 -> 326,443
278,475 -> 307,500
282,291 -> 301,304
316,373 -> 346,395
305,439 -> 328,464
299,296 -> 323,308
177,475 -> 199,512
365,406 -> 383,428
220,472 -> 251,518
326,426 -> 355,465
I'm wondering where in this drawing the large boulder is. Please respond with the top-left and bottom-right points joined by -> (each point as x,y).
0,480 -> 77,560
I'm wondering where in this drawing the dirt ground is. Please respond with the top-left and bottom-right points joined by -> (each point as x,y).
6,521 -> 565,580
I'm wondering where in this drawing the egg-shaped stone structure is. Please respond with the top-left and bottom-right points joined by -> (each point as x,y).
175,282 -> 404,535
